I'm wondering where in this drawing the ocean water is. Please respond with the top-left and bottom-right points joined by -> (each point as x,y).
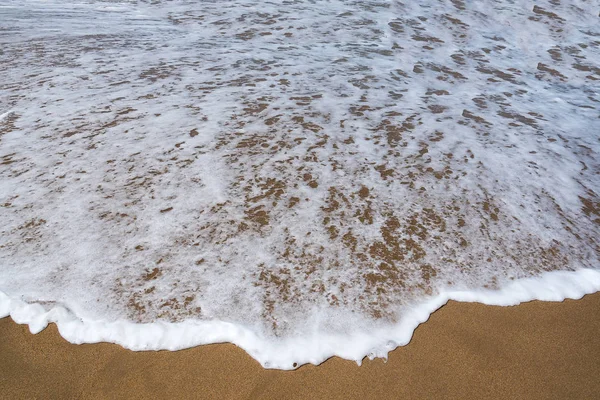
0,0 -> 599,369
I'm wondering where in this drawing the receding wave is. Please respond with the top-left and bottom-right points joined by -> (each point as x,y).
0,0 -> 598,369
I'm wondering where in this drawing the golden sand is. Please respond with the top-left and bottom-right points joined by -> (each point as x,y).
2,293 -> 600,399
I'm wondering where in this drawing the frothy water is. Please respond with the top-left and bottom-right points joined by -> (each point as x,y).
1,0 -> 599,369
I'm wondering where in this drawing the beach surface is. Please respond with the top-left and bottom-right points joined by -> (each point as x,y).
2,293 -> 600,400
2,0 -> 599,368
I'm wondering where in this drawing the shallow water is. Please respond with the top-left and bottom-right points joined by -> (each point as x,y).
0,0 -> 599,368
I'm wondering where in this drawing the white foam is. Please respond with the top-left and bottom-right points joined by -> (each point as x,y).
2,268 -> 599,369
1,0 -> 599,370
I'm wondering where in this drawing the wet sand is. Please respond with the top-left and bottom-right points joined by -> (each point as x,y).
2,293 -> 600,399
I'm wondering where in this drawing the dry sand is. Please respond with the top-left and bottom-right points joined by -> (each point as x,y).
2,293 -> 600,399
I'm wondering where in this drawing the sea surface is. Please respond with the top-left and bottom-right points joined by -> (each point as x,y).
1,0 -> 599,369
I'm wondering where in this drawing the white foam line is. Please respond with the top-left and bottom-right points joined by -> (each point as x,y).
2,268 -> 599,370
0,111 -> 14,121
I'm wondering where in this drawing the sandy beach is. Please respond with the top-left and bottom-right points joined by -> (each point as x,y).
2,1 -> 599,398
2,293 -> 600,399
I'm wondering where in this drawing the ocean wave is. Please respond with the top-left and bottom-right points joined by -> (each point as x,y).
1,0 -> 598,369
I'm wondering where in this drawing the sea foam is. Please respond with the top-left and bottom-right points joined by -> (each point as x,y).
2,269 -> 600,369
0,0 -> 599,369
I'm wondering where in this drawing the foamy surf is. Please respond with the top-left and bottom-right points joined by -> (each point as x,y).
2,269 -> 600,369
1,0 -> 599,370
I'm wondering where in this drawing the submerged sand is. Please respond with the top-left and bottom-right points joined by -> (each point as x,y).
1,293 -> 600,399
2,3 -> 599,356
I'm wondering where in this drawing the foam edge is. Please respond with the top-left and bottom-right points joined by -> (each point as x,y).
1,268 -> 599,370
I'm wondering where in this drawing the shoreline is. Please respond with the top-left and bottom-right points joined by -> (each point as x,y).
4,268 -> 599,369
2,293 -> 600,399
